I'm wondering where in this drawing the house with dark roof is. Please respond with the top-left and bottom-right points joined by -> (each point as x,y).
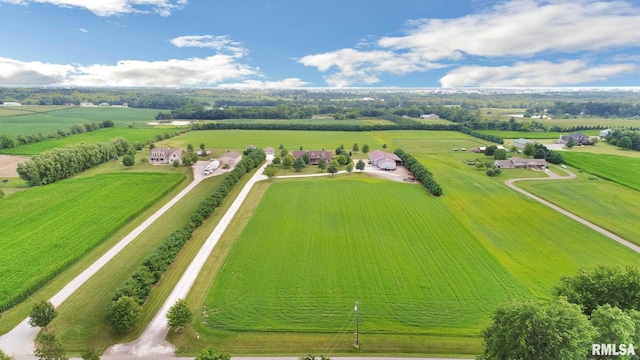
292,150 -> 332,165
559,132 -> 590,145
149,148 -> 182,165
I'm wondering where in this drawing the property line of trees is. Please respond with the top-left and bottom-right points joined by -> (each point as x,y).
459,125 -> 504,144
394,149 -> 443,196
108,149 -> 266,332
192,121 -> 460,132
16,137 -> 131,186
0,120 -> 115,150
605,129 -> 640,151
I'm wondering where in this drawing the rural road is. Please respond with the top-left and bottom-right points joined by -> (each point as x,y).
505,168 -> 640,254
105,157 -> 272,357
0,162 -> 228,357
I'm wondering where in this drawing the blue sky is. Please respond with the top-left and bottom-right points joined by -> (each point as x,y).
0,0 -> 639,88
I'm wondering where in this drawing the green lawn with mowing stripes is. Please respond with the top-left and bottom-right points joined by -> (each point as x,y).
561,152 -> 640,191
0,172 -> 184,311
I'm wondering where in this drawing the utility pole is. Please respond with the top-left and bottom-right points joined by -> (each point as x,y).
354,300 -> 359,348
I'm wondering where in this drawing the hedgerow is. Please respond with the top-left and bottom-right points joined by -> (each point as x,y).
394,149 -> 443,196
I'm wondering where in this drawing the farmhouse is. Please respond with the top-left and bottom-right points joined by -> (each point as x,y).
263,147 -> 275,156
513,138 -> 534,149
559,132 -> 590,145
494,157 -> 547,169
292,150 -> 332,165
420,114 -> 440,119
369,150 -> 402,170
149,148 -> 182,165
599,129 -> 611,138
0,102 -> 21,106
219,151 -> 242,166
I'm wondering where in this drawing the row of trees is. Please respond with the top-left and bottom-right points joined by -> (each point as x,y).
0,120 -> 114,150
459,125 -> 504,144
480,265 -> 640,359
108,149 -> 266,332
606,129 -> 640,151
393,149 -> 443,196
547,101 -> 640,118
16,137 -> 130,186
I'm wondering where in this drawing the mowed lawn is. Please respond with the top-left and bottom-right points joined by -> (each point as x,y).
0,172 -> 184,311
1,128 -> 181,155
168,130 -> 385,153
516,173 -> 640,246
561,152 -> 640,191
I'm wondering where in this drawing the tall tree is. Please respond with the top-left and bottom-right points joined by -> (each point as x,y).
356,159 -> 365,171
484,145 -> 498,157
479,298 -> 595,360
361,144 -> 370,153
317,158 -> 327,171
263,166 -> 277,180
34,333 -> 68,360
167,299 -> 192,332
352,143 -> 359,153
493,149 -> 507,160
282,154 -> 294,167
29,300 -> 57,332
327,164 -> 338,175
107,296 -> 141,333
293,157 -> 306,172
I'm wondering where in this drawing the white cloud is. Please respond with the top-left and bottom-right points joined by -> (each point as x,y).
0,57 -> 74,85
438,60 -> 638,87
298,48 -> 443,87
170,35 -> 247,57
0,0 -> 188,16
79,28 -> 87,33
300,0 -> 640,87
0,55 -> 261,87
218,78 -> 309,89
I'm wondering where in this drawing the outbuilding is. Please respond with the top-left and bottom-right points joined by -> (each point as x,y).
218,151 -> 242,166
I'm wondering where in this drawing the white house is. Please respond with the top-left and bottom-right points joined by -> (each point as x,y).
149,148 -> 182,165
0,102 -> 21,106
420,114 -> 440,119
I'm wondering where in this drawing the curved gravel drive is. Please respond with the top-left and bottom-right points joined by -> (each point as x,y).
505,169 -> 640,254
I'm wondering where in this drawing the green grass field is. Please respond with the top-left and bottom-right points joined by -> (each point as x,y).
169,129 -> 386,153
516,171 -> 640,246
0,172 -> 184,311
0,128 -> 181,155
561,152 -> 640,191
0,106 -> 161,137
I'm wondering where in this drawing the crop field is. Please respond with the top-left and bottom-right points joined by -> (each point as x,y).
169,129 -> 386,153
516,173 -> 640,245
0,128 -> 180,155
0,106 -> 161,137
202,174 -> 640,346
561,152 -> 640,191
0,172 -> 184,311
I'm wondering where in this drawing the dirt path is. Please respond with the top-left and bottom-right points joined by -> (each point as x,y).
0,154 -> 29,177
0,174 -> 208,357
505,169 -> 640,254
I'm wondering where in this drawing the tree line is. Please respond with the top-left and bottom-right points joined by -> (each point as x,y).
0,120 -> 114,150
107,149 -> 266,332
547,101 -> 640,118
393,149 -> 443,196
606,129 -> 640,151
16,137 -> 130,186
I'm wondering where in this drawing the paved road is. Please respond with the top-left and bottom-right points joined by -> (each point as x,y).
505,168 -> 640,254
106,158 -> 271,357
0,172 -> 212,357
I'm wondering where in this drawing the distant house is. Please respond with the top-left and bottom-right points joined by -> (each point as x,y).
218,151 -> 242,166
494,157 -> 547,169
369,150 -> 402,170
599,129 -> 611,138
420,114 -> 440,120
514,138 -> 535,149
149,148 -> 182,165
99,102 -> 109,106
263,147 -> 275,156
246,145 -> 257,150
559,132 -> 590,145
80,102 -> 95,107
292,150 -> 332,165
0,102 -> 21,106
